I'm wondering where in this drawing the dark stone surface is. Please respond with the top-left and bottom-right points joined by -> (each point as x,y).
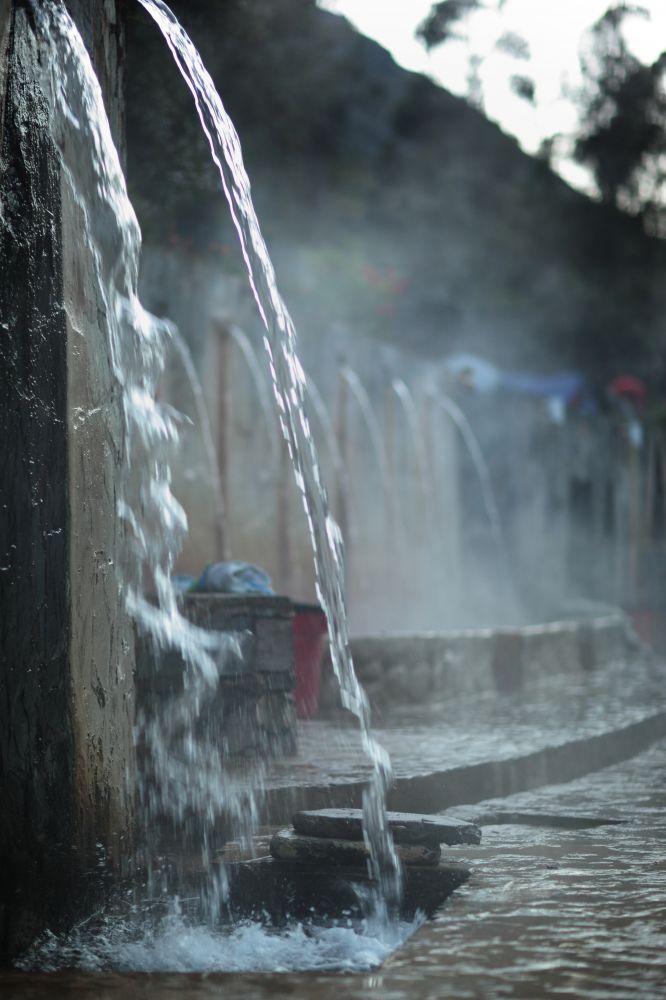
292,808 -> 482,846
0,1 -> 130,965
135,594 -> 297,760
184,593 -> 294,676
492,631 -> 525,694
270,828 -> 442,867
136,594 -> 295,680
0,5 -> 73,963
222,855 -> 470,922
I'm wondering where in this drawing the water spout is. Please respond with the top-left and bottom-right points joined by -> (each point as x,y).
226,323 -> 281,462
341,365 -> 388,491
169,325 -> 228,559
436,393 -> 505,557
136,0 -> 401,907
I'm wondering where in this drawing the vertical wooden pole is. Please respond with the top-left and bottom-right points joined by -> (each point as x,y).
213,321 -> 232,560
277,433 -> 292,594
627,433 -> 641,607
335,366 -> 350,592
420,392 -> 439,612
643,432 -> 656,543
383,383 -> 399,612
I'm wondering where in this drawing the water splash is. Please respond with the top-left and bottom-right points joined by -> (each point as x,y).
17,906 -> 422,974
136,0 -> 402,907
304,373 -> 355,542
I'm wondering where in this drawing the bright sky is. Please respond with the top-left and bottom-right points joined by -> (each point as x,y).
319,1 -> 666,192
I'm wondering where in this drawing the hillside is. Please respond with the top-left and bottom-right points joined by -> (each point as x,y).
125,0 -> 666,383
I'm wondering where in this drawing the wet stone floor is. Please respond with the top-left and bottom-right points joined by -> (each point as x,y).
4,738 -> 666,999
266,657 -> 666,789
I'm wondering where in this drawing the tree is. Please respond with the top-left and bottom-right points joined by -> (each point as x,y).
574,5 -> 666,230
416,1 -> 534,110
418,1 -> 666,232
416,0 -> 483,50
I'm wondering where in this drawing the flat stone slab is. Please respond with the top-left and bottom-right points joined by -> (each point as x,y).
292,808 -> 482,846
271,828 -> 441,867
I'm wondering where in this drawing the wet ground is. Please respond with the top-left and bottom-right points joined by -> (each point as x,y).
266,656 -> 666,788
4,736 -> 666,998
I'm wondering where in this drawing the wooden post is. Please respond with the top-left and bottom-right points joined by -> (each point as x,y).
383,382 -> 400,611
420,394 -> 435,589
212,320 -> 232,560
277,433 -> 292,594
626,433 -> 642,607
335,366 -> 351,592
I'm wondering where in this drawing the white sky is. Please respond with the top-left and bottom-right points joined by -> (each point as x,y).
319,1 -> 666,192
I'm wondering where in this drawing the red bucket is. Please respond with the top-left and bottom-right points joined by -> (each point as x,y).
292,602 -> 328,719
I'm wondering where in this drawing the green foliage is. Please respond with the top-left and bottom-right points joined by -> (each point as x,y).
416,0 -> 482,50
417,3 -> 532,109
496,31 -> 530,61
574,5 -> 666,227
510,74 -> 535,104
126,0 -> 666,376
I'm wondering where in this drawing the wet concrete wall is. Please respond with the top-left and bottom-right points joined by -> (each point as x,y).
0,0 -> 133,963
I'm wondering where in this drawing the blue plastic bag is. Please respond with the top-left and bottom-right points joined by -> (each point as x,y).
190,561 -> 274,595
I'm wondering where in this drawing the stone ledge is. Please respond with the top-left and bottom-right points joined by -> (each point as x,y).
258,709 -> 666,826
221,856 -> 470,923
319,611 -> 639,711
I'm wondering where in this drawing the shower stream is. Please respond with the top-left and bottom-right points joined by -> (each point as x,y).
135,0 -> 402,910
169,326 -> 228,557
27,0 -> 401,966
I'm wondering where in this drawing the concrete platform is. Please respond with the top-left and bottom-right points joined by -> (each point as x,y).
256,655 -> 666,826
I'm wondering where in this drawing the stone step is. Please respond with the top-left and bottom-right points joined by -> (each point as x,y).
220,855 -> 471,922
292,808 -> 482,846
270,828 -> 441,867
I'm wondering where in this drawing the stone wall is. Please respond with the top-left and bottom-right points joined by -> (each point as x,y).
0,1 -> 133,962
319,612 -> 640,712
135,595 -> 297,762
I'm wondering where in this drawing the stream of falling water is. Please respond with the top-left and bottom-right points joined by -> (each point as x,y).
25,0 -> 400,966
134,0 -> 402,910
30,0 -> 260,925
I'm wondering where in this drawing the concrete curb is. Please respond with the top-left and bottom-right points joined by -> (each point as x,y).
259,709 -> 666,826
